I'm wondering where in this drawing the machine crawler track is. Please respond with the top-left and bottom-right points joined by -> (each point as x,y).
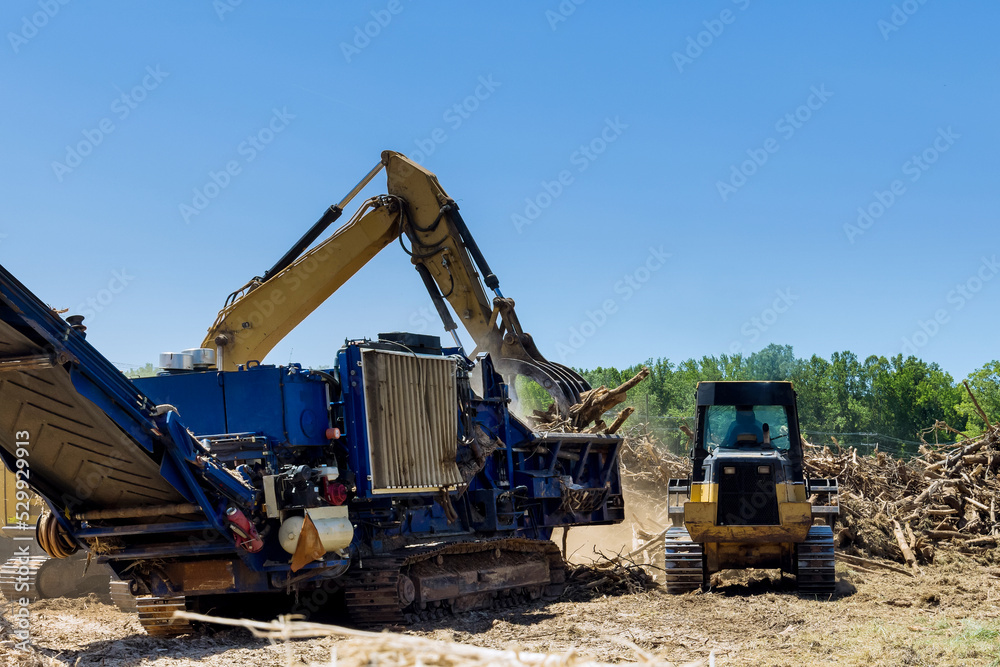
0,555 -> 46,602
796,525 -> 836,596
110,578 -> 138,612
343,538 -> 564,626
136,596 -> 194,636
663,528 -> 704,595
1,554 -> 116,602
343,556 -> 409,625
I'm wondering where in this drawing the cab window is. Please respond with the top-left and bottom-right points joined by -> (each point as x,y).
703,404 -> 791,451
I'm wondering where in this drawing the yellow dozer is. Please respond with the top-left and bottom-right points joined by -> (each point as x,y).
665,381 -> 839,596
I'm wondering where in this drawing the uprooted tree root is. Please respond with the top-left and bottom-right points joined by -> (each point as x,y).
807,422 -> 1000,567
532,368 -> 650,435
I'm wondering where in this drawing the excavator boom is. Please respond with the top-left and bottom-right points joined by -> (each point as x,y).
203,196 -> 399,371
203,151 -> 588,413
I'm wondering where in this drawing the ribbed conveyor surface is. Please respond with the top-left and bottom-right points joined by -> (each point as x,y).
0,264 -> 186,512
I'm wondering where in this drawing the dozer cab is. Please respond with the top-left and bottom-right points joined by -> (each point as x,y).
665,381 -> 839,596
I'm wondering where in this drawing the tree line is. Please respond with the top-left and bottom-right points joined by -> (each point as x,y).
516,344 -> 999,455
579,345 -> 1000,452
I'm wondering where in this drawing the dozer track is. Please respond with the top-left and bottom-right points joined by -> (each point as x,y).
796,525 -> 836,596
663,527 -> 705,595
343,538 -> 565,625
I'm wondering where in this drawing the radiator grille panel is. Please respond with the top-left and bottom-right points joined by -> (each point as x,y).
717,463 -> 779,525
362,350 -> 462,492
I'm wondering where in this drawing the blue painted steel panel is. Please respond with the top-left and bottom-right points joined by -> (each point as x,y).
136,366 -> 330,448
281,369 -> 329,445
225,365 -> 286,440
339,345 -> 373,497
133,373 -> 227,435
212,365 -> 330,447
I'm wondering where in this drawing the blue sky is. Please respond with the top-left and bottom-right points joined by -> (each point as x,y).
1,1 -> 996,380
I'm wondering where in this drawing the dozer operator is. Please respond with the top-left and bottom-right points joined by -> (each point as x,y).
665,381 -> 839,596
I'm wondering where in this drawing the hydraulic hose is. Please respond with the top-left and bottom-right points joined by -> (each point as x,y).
36,512 -> 79,559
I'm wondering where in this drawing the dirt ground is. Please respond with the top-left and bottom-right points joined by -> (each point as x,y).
2,550 -> 999,667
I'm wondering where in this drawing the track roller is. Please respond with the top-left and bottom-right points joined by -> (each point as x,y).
796,525 -> 836,596
343,539 -> 564,626
663,527 -> 704,594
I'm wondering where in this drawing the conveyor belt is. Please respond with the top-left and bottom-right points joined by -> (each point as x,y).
0,263 -> 186,513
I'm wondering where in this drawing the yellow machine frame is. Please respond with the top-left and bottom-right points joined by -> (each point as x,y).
201,151 -> 587,413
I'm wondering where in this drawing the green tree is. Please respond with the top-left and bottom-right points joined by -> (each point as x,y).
957,361 -> 1000,436
573,346 -> 973,449
125,362 -> 157,378
790,354 -> 834,433
863,355 -> 962,444
747,344 -> 798,380
826,351 -> 866,433
512,376 -> 553,414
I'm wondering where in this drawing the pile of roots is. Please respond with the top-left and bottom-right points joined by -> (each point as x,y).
806,423 -> 1000,568
564,560 -> 658,600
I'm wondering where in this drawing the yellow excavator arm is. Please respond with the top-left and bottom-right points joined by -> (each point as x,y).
202,151 -> 588,414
